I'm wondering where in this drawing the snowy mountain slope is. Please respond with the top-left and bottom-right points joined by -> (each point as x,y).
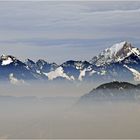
61,60 -> 94,81
90,41 -> 140,66
25,59 -> 58,79
0,41 -> 140,83
88,41 -> 140,82
36,59 -> 58,73
1,55 -> 14,66
0,55 -> 37,81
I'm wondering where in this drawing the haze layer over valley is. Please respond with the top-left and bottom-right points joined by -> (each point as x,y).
1,81 -> 140,139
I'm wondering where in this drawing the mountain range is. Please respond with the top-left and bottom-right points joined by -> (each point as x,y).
1,41 -> 140,84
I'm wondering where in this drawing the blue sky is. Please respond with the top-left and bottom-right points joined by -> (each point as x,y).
0,1 -> 140,63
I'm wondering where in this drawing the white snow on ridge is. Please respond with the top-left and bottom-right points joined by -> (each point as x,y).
91,41 -> 140,66
1,57 -> 13,66
91,41 -> 128,66
107,41 -> 126,57
131,48 -> 140,58
124,65 -> 140,81
100,41 -> 127,60
43,66 -> 74,80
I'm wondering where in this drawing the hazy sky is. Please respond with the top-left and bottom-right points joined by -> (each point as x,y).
0,1 -> 140,63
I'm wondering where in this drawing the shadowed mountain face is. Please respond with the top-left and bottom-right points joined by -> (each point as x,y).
0,41 -> 140,84
96,81 -> 137,90
80,81 -> 140,103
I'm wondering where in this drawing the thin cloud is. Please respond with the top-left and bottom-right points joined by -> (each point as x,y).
0,1 -> 140,63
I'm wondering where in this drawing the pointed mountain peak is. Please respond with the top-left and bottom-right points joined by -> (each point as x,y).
1,54 -> 16,60
36,59 -> 47,65
90,41 -> 140,66
25,59 -> 35,64
107,41 -> 132,56
0,55 -> 17,66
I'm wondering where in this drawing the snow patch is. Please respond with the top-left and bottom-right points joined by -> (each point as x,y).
1,56 -> 13,66
36,70 -> 41,74
78,66 -> 96,81
100,70 -> 107,75
131,48 -> 140,57
124,65 -> 140,81
43,66 -> 73,80
25,65 -> 30,70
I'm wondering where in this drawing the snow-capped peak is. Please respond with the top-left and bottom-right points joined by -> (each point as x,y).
0,55 -> 16,66
104,41 -> 127,56
90,41 -> 139,66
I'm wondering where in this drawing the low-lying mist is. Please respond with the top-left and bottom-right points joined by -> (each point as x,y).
0,81 -> 94,97
0,82 -> 140,139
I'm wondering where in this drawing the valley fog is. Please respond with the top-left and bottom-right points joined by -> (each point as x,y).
0,81 -> 95,97
0,83 -> 140,139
